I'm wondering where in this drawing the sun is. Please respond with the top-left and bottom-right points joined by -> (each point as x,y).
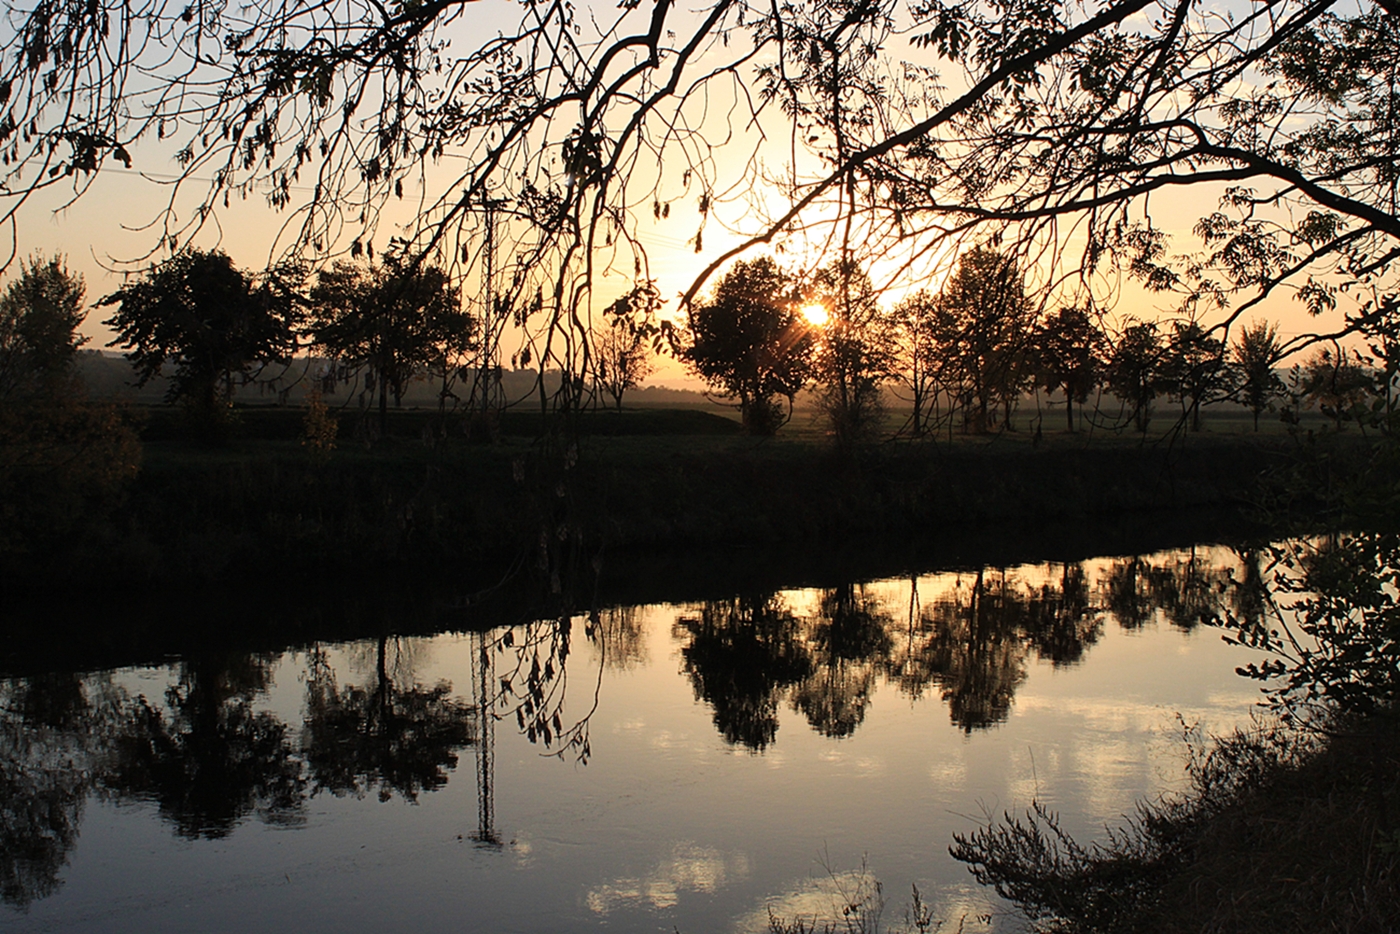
801,304 -> 829,326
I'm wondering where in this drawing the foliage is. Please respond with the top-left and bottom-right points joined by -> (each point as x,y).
300,387 -> 338,458
890,290 -> 945,437
933,247 -> 1034,434
1,0 -> 1399,444
1105,322 -> 1167,434
593,283 -> 660,411
0,256 -> 141,557
99,248 -> 298,434
309,250 -> 473,435
0,255 -> 86,404
1161,321 -> 1231,432
808,261 -> 895,446
1299,346 -> 1376,431
683,257 -> 815,435
1231,320 -> 1285,431
1225,533 -> 1400,719
303,638 -> 476,803
952,714 -> 1400,934
1033,307 -> 1104,433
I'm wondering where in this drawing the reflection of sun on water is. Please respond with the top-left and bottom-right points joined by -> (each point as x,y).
801,304 -> 829,326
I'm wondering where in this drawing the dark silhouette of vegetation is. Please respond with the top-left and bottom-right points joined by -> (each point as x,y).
934,247 -> 1034,434
0,255 -> 86,404
1231,321 -> 1284,431
0,0 -> 1393,460
683,257 -> 815,435
592,283 -> 660,412
0,673 -> 106,909
104,654 -> 305,838
1299,346 -> 1375,431
0,257 -> 140,558
309,251 -> 473,438
677,594 -> 814,750
809,262 -> 894,446
1163,321 -> 1230,432
953,715 -> 1400,934
303,637 -> 476,802
99,249 -> 298,438
1106,322 -> 1167,434
1033,307 -> 1103,433
890,289 -> 942,437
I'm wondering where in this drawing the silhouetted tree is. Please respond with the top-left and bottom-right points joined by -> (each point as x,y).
593,283 -> 659,411
1232,321 -> 1285,431
0,257 -> 141,556
1162,321 -> 1230,431
809,261 -> 894,446
683,258 -> 815,435
1106,322 -> 1168,433
891,289 -> 944,436
0,255 -> 86,404
311,251 -> 471,438
936,247 -> 1034,433
2,0 -> 1397,442
99,249 -> 299,437
1033,307 -> 1103,432
1301,346 -> 1375,431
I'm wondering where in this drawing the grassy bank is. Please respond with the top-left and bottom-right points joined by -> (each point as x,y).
0,403 -> 1369,590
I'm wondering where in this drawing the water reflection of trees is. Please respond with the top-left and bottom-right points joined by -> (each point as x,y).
0,544 -> 1287,911
676,595 -> 812,750
303,636 -> 476,803
0,639 -> 484,911
104,653 -> 305,838
0,673 -> 117,909
792,585 -> 893,739
677,548 -> 1266,746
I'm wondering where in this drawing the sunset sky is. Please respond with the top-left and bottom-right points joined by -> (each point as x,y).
5,0 -> 1341,389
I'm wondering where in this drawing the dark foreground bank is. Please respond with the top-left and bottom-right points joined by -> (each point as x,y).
0,405 -> 1368,592
951,709 -> 1400,934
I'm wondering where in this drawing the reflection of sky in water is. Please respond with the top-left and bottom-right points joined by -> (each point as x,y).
2,544 -> 1272,933
587,842 -> 750,913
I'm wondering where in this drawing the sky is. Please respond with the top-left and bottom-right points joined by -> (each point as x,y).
5,0 -> 1346,389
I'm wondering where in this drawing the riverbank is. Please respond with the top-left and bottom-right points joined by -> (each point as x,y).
0,405 -> 1367,592
952,709 -> 1400,934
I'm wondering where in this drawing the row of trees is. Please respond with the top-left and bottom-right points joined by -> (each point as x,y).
683,247 -> 1395,440
1,0 -> 1396,458
10,243 -> 1389,447
96,247 -> 477,438
93,246 -> 671,438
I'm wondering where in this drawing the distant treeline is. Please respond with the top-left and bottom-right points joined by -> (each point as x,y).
75,351 -> 716,411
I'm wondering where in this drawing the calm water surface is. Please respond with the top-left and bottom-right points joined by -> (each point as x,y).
2,544 -> 1275,932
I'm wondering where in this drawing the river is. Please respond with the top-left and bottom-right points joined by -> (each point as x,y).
1,541 -> 1277,932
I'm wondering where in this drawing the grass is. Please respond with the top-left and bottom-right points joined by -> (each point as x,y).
0,398 -> 1371,593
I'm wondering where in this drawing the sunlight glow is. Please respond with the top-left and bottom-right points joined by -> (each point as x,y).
801,304 -> 829,326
